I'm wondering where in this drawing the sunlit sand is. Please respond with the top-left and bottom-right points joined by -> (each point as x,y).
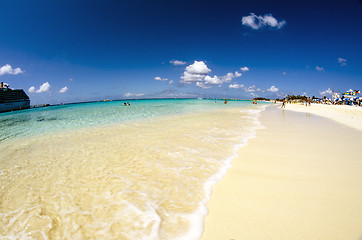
202,104 -> 362,240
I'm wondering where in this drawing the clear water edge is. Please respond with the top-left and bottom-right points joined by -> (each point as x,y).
1,99 -> 259,142
0,99 -> 268,240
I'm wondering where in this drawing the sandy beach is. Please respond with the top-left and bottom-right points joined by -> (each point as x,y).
201,104 -> 362,240
283,103 -> 362,131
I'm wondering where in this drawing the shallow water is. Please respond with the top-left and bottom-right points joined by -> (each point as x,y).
0,99 -> 253,142
0,99 -> 266,239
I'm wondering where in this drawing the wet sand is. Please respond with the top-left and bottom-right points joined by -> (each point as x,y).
202,104 -> 362,240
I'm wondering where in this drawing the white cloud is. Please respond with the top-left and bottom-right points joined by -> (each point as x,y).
59,86 -> 68,93
234,71 -> 242,77
242,14 -> 260,30
196,82 -> 212,89
38,82 -> 51,93
282,72 -> 287,75
267,85 -> 279,92
204,75 -> 223,85
181,71 -> 207,83
168,80 -> 174,85
179,61 -> 245,88
185,61 -> 211,74
242,13 -> 286,30
319,88 -> 333,96
245,85 -> 256,92
155,76 -> 168,81
13,68 -> 23,75
123,92 -> 145,98
170,60 -> 187,65
28,86 -> 36,93
338,57 -> 347,67
316,66 -> 324,71
0,64 -> 23,76
229,83 -> 244,89
181,61 -> 211,83
240,67 -> 249,72
221,72 -> 235,82
29,82 -> 51,93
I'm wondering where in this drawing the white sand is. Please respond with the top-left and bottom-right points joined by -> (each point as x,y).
201,105 -> 362,240
285,103 -> 362,131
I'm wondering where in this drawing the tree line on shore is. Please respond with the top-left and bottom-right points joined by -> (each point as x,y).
253,95 -> 315,102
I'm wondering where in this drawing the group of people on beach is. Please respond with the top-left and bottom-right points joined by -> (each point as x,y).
123,102 -> 130,106
280,97 -> 312,109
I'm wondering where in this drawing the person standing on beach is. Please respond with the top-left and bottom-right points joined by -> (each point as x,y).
281,99 -> 286,108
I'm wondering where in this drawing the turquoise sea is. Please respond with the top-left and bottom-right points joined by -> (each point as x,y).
0,99 -> 267,239
1,99 -> 258,142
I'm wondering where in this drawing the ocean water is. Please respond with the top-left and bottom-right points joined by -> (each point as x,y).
0,99 -> 266,239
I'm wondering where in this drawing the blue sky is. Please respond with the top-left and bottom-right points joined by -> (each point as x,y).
0,0 -> 361,104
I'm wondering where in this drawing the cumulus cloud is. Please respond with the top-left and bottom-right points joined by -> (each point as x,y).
220,71 -> 242,83
29,82 -> 51,93
316,66 -> 324,71
168,80 -> 173,85
242,13 -> 286,30
59,86 -> 68,93
178,61 -> 245,89
13,68 -> 23,75
267,85 -> 279,92
234,71 -> 242,77
196,82 -> 212,89
170,60 -> 187,65
221,72 -> 235,82
155,76 -> 168,81
0,64 -> 23,76
338,57 -> 347,67
181,71 -> 206,83
204,75 -> 223,85
240,67 -> 249,72
28,86 -> 36,93
38,82 -> 51,93
229,83 -> 244,89
185,61 -> 211,74
181,61 -> 211,83
319,88 -> 333,96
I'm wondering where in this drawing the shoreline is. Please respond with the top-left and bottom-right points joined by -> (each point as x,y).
201,104 -> 362,239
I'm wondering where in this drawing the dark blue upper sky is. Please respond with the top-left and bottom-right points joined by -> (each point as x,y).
0,0 -> 361,104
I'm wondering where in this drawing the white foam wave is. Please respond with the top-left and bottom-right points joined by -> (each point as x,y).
174,106 -> 266,240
